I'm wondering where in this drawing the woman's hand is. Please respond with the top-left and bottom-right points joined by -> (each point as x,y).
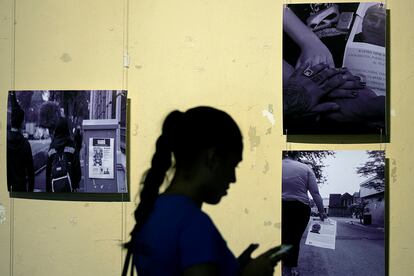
240,245 -> 285,276
319,212 -> 328,221
323,88 -> 385,127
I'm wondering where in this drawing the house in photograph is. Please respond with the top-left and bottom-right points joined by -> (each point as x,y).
359,177 -> 385,227
328,193 -> 355,217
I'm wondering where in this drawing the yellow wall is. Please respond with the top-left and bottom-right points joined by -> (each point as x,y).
0,0 -> 413,275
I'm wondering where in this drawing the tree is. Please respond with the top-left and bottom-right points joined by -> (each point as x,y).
349,200 -> 369,224
356,150 -> 385,190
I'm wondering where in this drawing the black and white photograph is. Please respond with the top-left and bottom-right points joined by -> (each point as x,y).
281,150 -> 385,276
6,90 -> 128,194
283,3 -> 386,135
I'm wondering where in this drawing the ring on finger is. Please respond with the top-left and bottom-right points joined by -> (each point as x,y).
303,68 -> 314,77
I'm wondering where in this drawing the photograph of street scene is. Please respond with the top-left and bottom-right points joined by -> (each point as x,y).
6,90 -> 127,194
283,3 -> 386,134
282,150 -> 385,276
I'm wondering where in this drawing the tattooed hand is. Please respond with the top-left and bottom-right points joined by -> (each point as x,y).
283,63 -> 358,118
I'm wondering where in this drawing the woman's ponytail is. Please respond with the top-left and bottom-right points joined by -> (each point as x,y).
131,110 -> 184,234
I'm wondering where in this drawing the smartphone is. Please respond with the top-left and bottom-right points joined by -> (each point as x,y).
269,244 -> 293,261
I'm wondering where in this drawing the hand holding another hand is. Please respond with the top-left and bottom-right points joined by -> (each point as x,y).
284,63 -> 357,118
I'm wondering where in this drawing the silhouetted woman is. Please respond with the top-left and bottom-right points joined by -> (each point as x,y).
124,106 -> 281,276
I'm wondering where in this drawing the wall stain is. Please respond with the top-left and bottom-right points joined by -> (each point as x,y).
244,208 -> 249,214
273,222 -> 281,229
60,53 -> 72,63
135,65 -> 143,70
132,124 -> 138,136
268,104 -> 274,113
184,36 -> 196,48
193,66 -> 205,72
263,161 -> 269,174
248,126 -> 260,151
0,204 -> 6,224
185,36 -> 194,42
266,128 -> 272,135
391,159 -> 397,183
247,105 -> 257,111
264,221 -> 272,226
263,197 -> 267,201
84,203 -> 90,208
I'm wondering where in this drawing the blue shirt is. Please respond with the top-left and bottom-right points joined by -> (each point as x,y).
133,194 -> 239,276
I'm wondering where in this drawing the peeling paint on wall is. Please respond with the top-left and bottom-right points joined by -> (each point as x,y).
263,161 -> 269,174
262,110 -> 275,126
391,159 -> 397,183
132,124 -> 138,136
248,126 -> 260,151
0,204 -> 6,224
69,217 -> 78,226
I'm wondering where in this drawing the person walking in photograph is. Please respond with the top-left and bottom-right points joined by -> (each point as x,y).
282,151 -> 327,276
46,117 -> 81,192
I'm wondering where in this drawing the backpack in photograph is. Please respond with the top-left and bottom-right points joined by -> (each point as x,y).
49,147 -> 74,192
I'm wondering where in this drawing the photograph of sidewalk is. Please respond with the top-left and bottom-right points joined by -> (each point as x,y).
6,90 -> 128,195
282,150 -> 385,276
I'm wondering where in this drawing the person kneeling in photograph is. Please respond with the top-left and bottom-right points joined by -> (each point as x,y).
123,106 -> 284,276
